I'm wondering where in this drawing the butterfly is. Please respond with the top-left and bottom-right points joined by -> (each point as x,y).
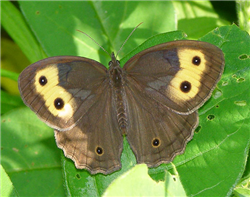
18,39 -> 224,174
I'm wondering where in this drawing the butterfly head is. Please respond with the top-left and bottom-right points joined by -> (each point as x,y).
109,52 -> 120,69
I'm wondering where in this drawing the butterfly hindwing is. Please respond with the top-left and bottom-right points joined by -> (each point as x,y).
55,83 -> 123,174
125,78 -> 198,166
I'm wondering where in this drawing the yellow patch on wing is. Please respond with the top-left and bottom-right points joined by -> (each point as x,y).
167,49 -> 207,103
34,65 -> 76,119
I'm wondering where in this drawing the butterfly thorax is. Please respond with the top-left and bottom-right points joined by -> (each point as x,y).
108,53 -> 128,134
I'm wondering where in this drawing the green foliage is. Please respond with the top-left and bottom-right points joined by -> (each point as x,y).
0,165 -> 19,197
1,1 -> 249,197
103,164 -> 186,196
236,0 -> 250,34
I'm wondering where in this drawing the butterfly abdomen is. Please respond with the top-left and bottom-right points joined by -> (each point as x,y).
115,88 -> 128,134
109,66 -> 128,134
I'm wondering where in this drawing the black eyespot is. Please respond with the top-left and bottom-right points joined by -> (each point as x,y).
108,61 -> 112,66
116,60 -> 120,64
96,146 -> 104,156
39,76 -> 47,86
180,81 -> 191,93
54,98 -> 64,110
192,56 -> 201,66
152,138 -> 161,148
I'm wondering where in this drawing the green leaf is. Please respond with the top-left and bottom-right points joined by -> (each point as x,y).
103,164 -> 186,196
1,1 -> 46,63
173,1 -> 230,39
1,165 -> 19,197
1,108 -> 65,196
11,24 -> 248,197
1,38 -> 31,95
233,175 -> 250,197
19,1 -> 176,64
242,154 -> 250,181
1,90 -> 25,115
236,0 -> 250,34
1,69 -> 19,81
169,24 -> 250,196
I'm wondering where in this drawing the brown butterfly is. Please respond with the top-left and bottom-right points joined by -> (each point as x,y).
18,40 -> 224,174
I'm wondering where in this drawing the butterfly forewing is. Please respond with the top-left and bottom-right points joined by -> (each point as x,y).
123,40 -> 224,114
18,56 -> 108,131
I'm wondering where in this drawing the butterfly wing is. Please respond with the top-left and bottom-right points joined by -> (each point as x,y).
124,80 -> 198,166
124,40 -> 225,114
19,56 -> 123,174
18,56 -> 108,130
123,40 -> 224,165
54,82 -> 123,174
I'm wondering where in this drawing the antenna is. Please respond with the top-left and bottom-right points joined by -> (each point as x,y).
116,22 -> 143,58
77,22 -> 143,58
76,29 -> 111,58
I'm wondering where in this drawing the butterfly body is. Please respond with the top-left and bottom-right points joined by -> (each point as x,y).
18,40 -> 224,174
108,53 -> 128,133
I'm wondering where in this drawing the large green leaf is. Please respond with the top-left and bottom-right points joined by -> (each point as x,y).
174,25 -> 250,196
19,1 -> 176,63
103,164 -> 186,196
173,1 -> 230,39
1,1 -> 46,63
0,165 -> 19,197
1,90 -> 24,115
58,24 -> 249,196
1,108 -> 64,196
